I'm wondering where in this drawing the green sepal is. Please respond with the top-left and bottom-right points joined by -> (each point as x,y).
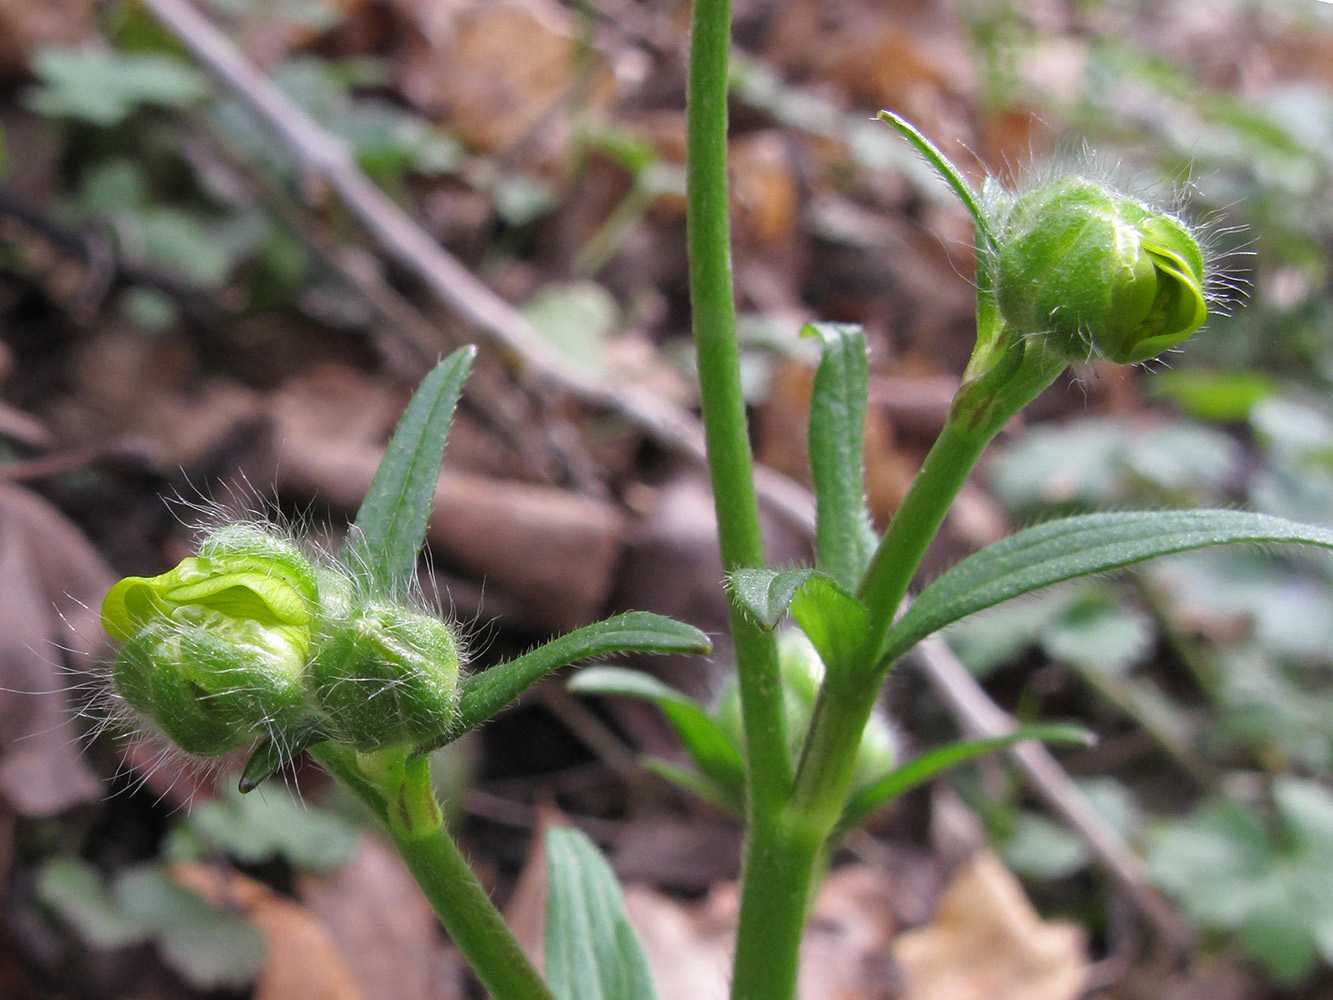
112,627 -> 253,757
994,177 -> 1208,365
309,603 -> 462,753
237,721 -> 327,793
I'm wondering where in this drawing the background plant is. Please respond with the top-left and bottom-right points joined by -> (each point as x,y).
6,1 -> 1333,998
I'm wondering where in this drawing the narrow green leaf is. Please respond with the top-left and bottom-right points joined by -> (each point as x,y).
343,347 -> 475,592
569,667 -> 745,810
449,613 -> 712,741
804,322 -> 876,591
879,510 -> 1333,668
877,111 -> 993,245
639,757 -> 742,814
545,827 -> 658,1000
728,567 -> 818,629
838,723 -> 1094,833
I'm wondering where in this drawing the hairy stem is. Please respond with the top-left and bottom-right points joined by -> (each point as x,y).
686,0 -> 789,812
686,1 -> 810,997
311,745 -> 555,1000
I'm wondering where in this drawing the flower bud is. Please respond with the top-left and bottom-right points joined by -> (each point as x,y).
994,177 -> 1208,365
309,602 -> 461,753
101,524 -> 320,756
713,630 -> 896,794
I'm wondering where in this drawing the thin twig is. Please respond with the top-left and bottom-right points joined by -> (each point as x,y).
135,0 -> 814,533
912,632 -> 1197,954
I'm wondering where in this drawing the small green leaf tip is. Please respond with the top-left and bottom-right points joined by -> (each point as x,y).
994,177 -> 1208,365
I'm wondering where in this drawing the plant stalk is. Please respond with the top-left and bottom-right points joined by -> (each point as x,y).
311,745 -> 556,1000
685,2 -> 810,998
685,0 -> 790,810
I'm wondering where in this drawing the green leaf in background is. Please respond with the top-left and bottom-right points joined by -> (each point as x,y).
803,322 -> 876,591
343,347 -> 475,593
27,46 -> 211,126
115,867 -> 265,991
168,785 -> 360,871
451,613 -> 713,743
1149,779 -> 1333,984
987,417 -> 1240,511
522,281 -> 620,373
37,860 -> 264,991
837,723 -> 1093,834
1001,778 -> 1143,880
569,667 -> 745,811
544,827 -> 657,1000
879,509 -> 1333,668
1149,369 -> 1277,422
37,858 -> 150,950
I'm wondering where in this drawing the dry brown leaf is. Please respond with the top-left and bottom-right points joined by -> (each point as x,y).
395,0 -> 611,156
172,862 -> 364,1000
892,851 -> 1088,1000
731,131 -> 800,249
801,866 -> 903,1000
272,428 -> 625,632
300,835 -> 463,1000
623,885 -> 732,1000
0,0 -> 93,77
0,481 -> 109,817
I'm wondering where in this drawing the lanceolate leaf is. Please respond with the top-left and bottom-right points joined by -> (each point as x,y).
449,614 -> 712,742
569,667 -> 745,809
804,322 -> 876,591
545,827 -> 658,1000
343,347 -> 475,592
837,723 -> 1094,834
879,510 -> 1333,668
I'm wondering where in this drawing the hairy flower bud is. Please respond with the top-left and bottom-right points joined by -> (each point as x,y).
994,177 -> 1208,365
309,602 -> 461,753
102,524 -> 320,756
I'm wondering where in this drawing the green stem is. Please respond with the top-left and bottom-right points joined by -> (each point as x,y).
686,0 -> 790,809
859,415 -> 991,659
392,828 -> 555,1000
686,2 -> 804,998
311,745 -> 555,1000
789,342 -> 1065,874
860,341 -> 1066,663
727,819 -> 823,1000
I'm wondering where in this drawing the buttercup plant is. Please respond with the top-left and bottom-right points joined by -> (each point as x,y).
95,6 -> 1333,999
100,348 -> 711,1000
